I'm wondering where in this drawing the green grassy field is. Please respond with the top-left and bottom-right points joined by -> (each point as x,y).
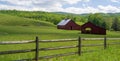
0,40 -> 120,61
0,14 -> 120,41
0,25 -> 120,41
0,14 -> 54,26
0,14 -> 120,61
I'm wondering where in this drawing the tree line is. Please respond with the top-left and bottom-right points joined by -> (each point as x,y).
0,10 -> 120,31
88,13 -> 120,31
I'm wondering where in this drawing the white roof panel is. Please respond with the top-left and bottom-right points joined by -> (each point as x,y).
57,19 -> 71,25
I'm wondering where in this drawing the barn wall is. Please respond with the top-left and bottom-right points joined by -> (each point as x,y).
57,25 -> 65,29
81,22 -> 106,35
57,20 -> 81,30
65,21 -> 81,30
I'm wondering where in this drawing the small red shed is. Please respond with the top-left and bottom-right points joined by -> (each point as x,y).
57,19 -> 81,30
81,22 -> 106,35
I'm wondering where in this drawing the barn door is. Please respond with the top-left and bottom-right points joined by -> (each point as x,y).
70,26 -> 72,30
85,27 -> 92,34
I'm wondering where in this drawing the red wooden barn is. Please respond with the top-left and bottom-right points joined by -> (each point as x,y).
81,22 -> 106,35
57,19 -> 81,30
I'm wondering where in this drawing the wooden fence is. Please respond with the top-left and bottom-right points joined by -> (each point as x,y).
0,36 -> 120,61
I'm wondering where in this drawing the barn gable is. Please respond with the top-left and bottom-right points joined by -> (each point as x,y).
81,21 -> 106,35
57,19 -> 71,26
57,19 -> 81,30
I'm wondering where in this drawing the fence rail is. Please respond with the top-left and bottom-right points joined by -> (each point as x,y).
0,37 -> 120,61
1,42 -> 120,55
0,39 -> 77,45
1,38 -> 120,45
0,49 -> 35,55
16,50 -> 100,61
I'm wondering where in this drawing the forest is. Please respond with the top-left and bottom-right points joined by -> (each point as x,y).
0,10 -> 120,31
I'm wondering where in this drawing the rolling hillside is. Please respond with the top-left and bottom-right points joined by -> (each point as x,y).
0,13 -> 119,41
0,10 -> 120,61
0,14 -> 54,26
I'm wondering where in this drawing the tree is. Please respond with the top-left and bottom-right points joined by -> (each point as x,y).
88,13 -> 104,27
103,17 -> 113,30
111,17 -> 120,31
101,21 -> 106,29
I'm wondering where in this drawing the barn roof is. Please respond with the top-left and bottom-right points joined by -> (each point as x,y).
57,19 -> 71,25
82,21 -> 106,30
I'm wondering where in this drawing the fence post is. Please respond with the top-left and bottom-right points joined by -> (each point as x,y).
104,36 -> 107,49
35,36 -> 39,61
78,36 -> 81,56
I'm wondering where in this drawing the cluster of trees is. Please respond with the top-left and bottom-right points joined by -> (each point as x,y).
0,10 -> 120,31
88,13 -> 120,31
112,17 -> 120,31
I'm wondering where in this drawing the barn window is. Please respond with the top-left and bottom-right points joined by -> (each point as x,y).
85,27 -> 92,31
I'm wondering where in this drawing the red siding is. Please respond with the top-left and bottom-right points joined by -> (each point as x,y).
81,22 -> 106,35
57,20 -> 81,30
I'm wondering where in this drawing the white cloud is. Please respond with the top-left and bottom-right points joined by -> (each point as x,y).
98,5 -> 120,13
0,0 -> 90,12
63,5 -> 120,14
63,0 -> 90,4
63,7 -> 99,14
0,0 -> 32,6
0,4 -> 31,11
111,0 -> 120,2
0,0 -> 120,14
0,0 -> 89,6
62,0 -> 81,4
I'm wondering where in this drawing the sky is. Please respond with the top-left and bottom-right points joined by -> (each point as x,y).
0,0 -> 120,14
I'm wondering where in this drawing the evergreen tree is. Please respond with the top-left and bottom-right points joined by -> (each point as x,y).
88,13 -> 104,27
111,17 -> 120,31
102,21 -> 106,29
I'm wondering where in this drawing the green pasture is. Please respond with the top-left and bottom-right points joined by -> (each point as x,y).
0,13 -> 120,61
0,39 -> 120,61
0,25 -> 120,41
0,13 -> 120,41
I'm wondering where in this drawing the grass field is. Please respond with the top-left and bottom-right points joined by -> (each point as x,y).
0,13 -> 120,61
0,39 -> 120,61
0,13 -> 120,41
0,25 -> 120,41
0,26 -> 119,61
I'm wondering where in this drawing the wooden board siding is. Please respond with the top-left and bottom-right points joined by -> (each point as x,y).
81,22 -> 106,35
57,20 -> 81,30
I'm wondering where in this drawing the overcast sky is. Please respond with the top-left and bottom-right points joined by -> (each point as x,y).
0,0 -> 120,14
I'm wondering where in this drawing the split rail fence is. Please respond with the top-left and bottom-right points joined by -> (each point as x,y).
0,36 -> 120,61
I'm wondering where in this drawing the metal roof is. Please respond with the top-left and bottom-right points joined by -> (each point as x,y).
57,19 -> 71,25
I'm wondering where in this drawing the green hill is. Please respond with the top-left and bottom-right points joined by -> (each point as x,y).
0,10 -> 87,25
0,14 -> 54,26
0,11 -> 120,61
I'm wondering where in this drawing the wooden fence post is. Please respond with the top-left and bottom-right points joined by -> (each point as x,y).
104,36 -> 107,49
35,36 -> 39,61
78,36 -> 81,56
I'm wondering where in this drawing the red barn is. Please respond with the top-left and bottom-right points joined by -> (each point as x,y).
57,19 -> 81,30
81,22 -> 106,35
